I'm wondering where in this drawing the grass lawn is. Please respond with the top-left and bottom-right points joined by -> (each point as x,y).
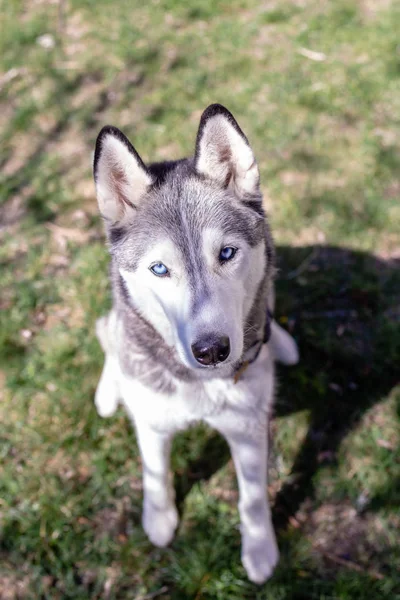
1,0 -> 399,598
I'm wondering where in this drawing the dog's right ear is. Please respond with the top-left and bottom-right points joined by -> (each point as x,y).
93,126 -> 153,226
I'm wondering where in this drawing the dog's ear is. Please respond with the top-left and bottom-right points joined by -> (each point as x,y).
194,104 -> 260,202
93,126 -> 153,225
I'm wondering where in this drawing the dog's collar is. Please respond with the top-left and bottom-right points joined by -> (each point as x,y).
233,308 -> 273,384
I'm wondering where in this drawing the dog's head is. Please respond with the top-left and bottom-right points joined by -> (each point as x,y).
94,104 -> 273,377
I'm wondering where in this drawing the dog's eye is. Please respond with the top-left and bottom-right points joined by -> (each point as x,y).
219,246 -> 237,262
150,262 -> 169,277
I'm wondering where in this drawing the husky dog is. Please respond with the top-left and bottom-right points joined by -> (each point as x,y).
93,104 -> 298,584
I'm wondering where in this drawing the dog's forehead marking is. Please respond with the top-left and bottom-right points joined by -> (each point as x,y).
111,171 -> 266,279
149,174 -> 265,246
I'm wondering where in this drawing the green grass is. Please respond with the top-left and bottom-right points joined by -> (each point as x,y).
1,0 -> 399,598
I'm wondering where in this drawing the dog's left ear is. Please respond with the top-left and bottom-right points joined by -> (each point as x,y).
194,104 -> 261,202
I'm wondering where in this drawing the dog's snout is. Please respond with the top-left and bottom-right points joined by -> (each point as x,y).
191,335 -> 230,366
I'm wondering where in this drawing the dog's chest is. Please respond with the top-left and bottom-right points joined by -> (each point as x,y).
119,345 -> 274,434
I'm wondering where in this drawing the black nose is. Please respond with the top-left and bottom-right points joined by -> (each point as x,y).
191,335 -> 231,366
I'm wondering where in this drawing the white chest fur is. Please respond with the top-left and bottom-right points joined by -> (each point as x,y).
116,343 -> 274,436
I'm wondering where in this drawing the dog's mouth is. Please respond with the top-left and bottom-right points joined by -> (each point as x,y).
188,361 -> 237,381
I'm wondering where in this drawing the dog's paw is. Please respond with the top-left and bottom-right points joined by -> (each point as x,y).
94,382 -> 118,418
142,502 -> 178,547
242,535 -> 279,584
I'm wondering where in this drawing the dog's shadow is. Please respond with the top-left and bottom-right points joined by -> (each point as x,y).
174,244 -> 400,527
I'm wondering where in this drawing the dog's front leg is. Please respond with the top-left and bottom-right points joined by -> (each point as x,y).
227,428 -> 278,584
134,421 -> 178,547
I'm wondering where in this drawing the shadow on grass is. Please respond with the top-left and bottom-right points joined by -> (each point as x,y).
174,244 -> 400,529
0,66 -> 147,223
174,432 -> 231,512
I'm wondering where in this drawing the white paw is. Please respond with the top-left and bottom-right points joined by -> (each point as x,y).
242,534 -> 279,584
142,501 -> 178,547
94,383 -> 118,418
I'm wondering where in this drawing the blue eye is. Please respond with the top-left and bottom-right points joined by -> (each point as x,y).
219,246 -> 237,262
150,263 -> 169,276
